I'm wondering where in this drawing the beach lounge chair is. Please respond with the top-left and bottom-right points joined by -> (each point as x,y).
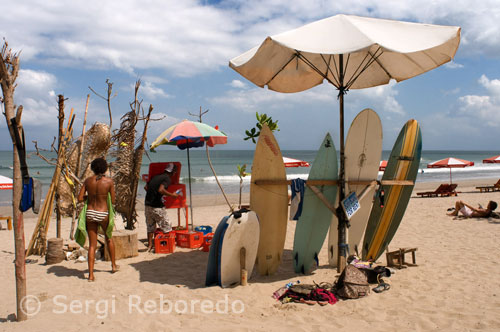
475,179 -> 500,193
416,184 -> 458,197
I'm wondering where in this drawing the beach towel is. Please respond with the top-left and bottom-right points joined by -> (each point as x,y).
75,192 -> 115,247
290,179 -> 306,220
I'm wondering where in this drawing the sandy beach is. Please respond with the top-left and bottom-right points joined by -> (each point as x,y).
1,178 -> 500,331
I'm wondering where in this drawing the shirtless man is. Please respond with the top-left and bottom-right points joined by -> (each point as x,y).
78,158 -> 118,281
447,200 -> 497,218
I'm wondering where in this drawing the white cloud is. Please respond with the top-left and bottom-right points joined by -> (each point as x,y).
445,61 -> 464,69
230,80 -> 247,89
2,0 -> 499,79
139,81 -> 171,100
455,75 -> 500,127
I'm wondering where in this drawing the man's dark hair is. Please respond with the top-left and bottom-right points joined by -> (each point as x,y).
91,158 -> 108,175
489,201 -> 497,211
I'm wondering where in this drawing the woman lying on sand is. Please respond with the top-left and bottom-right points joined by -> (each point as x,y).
447,200 -> 497,218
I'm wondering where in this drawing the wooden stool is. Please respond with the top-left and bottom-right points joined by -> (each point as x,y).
386,247 -> 418,269
0,216 -> 12,230
104,229 -> 138,261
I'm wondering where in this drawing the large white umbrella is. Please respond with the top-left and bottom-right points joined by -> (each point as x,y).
230,14 -> 460,270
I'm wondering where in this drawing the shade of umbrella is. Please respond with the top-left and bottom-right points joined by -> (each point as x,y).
427,157 -> 474,184
150,120 -> 228,229
483,155 -> 500,163
229,14 -> 460,269
379,160 -> 387,172
0,175 -> 13,190
283,156 -> 310,168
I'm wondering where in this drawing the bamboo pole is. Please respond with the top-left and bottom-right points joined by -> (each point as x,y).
55,95 -> 65,238
70,95 -> 89,239
27,111 -> 75,256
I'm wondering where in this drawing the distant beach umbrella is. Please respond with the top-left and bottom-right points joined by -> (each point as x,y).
150,120 -> 228,229
0,175 -> 13,190
283,157 -> 310,168
427,157 -> 474,184
482,155 -> 500,163
379,160 -> 388,172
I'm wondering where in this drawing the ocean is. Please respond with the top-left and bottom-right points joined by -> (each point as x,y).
0,149 -> 500,206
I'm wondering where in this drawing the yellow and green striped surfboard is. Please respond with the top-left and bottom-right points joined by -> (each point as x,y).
362,119 -> 422,262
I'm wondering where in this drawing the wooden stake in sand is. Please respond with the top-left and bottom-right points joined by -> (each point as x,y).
27,110 -> 75,256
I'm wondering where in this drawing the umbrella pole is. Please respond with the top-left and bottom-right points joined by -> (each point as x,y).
450,168 -> 452,184
187,146 -> 194,230
337,54 -> 348,272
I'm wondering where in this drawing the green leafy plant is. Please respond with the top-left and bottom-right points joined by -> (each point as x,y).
237,164 -> 250,209
244,112 -> 279,143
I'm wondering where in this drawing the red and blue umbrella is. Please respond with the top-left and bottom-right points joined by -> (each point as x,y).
151,120 -> 227,150
150,120 -> 228,229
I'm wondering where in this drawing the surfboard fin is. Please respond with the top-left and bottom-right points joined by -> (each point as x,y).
294,252 -> 298,264
329,245 -> 334,258
301,265 -> 305,274
314,253 -> 319,266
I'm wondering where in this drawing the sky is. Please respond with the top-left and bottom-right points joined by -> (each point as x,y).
1,0 -> 500,152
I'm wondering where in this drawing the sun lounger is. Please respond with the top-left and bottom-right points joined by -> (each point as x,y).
416,184 -> 458,197
475,179 -> 500,193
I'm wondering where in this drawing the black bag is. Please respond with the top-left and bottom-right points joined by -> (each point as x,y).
335,265 -> 370,299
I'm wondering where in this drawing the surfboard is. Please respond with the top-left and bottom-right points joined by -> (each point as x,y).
205,215 -> 229,287
293,133 -> 338,273
219,210 -> 260,288
328,109 -> 382,267
362,119 -> 422,262
250,124 -> 288,276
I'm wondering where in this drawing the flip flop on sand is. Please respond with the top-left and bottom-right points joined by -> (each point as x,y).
373,283 -> 390,293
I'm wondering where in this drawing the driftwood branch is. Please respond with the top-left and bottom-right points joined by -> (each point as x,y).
89,79 -> 115,128
0,39 -> 27,321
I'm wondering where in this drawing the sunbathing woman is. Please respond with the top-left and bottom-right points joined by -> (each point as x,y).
78,158 -> 118,281
447,200 -> 497,218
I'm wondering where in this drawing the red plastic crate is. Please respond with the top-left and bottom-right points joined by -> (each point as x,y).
154,231 -> 176,254
201,233 -> 214,252
176,230 -> 204,249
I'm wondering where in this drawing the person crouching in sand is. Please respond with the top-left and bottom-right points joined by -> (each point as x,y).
78,158 -> 119,281
447,200 -> 497,218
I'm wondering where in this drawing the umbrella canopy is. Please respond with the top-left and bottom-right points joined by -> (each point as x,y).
230,14 -> 460,93
379,160 -> 387,171
427,157 -> 474,184
150,120 -> 227,150
483,155 -> 500,163
150,120 -> 228,230
0,175 -> 13,190
283,156 -> 310,168
229,14 -> 460,270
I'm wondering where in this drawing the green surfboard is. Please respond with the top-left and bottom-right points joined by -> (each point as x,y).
362,119 -> 422,262
293,133 -> 338,273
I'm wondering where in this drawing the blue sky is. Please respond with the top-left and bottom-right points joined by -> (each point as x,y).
1,0 -> 499,151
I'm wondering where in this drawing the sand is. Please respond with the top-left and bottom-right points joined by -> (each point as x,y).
1,179 -> 500,331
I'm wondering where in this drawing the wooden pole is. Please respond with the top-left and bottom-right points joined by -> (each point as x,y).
0,41 -> 27,321
55,95 -> 65,238
70,95 -> 89,239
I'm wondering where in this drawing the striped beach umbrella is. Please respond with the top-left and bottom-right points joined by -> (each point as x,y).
150,120 -> 228,229
283,156 -> 310,168
483,155 -> 500,163
427,157 -> 474,184
379,160 -> 388,171
150,120 -> 227,150
0,175 -> 13,190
